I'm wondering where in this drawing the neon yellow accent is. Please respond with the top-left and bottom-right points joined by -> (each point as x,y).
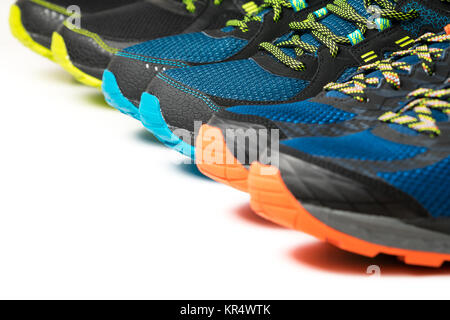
395,36 -> 415,48
399,39 -> 415,47
30,0 -> 71,16
363,55 -> 378,63
63,21 -> 119,54
51,32 -> 102,88
9,4 -> 54,60
396,36 -> 411,44
242,1 -> 259,15
361,51 -> 375,58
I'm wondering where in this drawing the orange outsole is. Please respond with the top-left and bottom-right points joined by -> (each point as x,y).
196,124 -> 249,192
248,162 -> 450,268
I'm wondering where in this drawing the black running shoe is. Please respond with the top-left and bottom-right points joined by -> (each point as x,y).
9,0 -> 140,60
103,0 -> 326,120
140,0 -> 450,159
248,78 -> 450,268
51,0 -> 258,88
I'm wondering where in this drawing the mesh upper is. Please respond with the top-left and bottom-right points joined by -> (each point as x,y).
336,67 -> 358,83
378,157 -> 450,218
227,100 -> 355,124
155,0 -> 387,102
122,32 -> 248,63
80,2 -> 197,41
164,59 -> 310,101
282,130 -> 427,161
51,0 -> 141,13
400,1 -> 450,38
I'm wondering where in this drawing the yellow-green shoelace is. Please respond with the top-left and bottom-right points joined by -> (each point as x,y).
324,32 -> 450,102
379,82 -> 450,136
183,0 -> 223,13
259,0 -> 419,71
226,0 -> 298,32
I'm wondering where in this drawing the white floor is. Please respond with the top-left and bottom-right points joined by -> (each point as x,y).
1,1 -> 449,300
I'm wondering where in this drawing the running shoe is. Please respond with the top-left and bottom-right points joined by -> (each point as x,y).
141,0 -> 450,159
9,0 -> 140,60
103,0 -> 325,120
248,78 -> 450,268
198,26 -> 450,191
51,0 -> 257,88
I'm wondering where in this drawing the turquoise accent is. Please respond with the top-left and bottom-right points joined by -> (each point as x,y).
314,7 -> 328,18
347,29 -> 364,45
102,70 -> 140,120
289,0 -> 307,12
115,52 -> 188,68
375,17 -> 391,31
139,93 -> 195,159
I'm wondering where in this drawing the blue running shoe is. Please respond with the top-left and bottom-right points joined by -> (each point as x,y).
248,78 -> 450,268
141,0 -> 450,159
104,0 -> 324,120
197,25 -> 450,191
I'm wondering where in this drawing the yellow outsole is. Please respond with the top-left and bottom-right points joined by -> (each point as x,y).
9,4 -> 54,60
51,32 -> 103,88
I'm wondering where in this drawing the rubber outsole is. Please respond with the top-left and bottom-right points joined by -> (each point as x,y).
196,125 -> 249,192
139,92 -> 195,158
248,162 -> 450,268
102,70 -> 140,120
51,32 -> 102,88
9,4 -> 53,60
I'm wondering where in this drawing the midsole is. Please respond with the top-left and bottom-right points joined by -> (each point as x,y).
304,203 -> 450,254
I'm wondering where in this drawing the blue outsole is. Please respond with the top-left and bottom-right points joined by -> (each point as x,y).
139,92 -> 195,159
102,70 -> 140,120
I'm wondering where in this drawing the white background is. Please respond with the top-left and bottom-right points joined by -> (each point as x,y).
1,1 -> 449,300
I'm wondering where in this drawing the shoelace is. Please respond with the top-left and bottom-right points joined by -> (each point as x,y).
259,0 -> 418,71
379,82 -> 450,136
324,32 -> 450,102
226,0 -> 298,32
183,0 -> 223,13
